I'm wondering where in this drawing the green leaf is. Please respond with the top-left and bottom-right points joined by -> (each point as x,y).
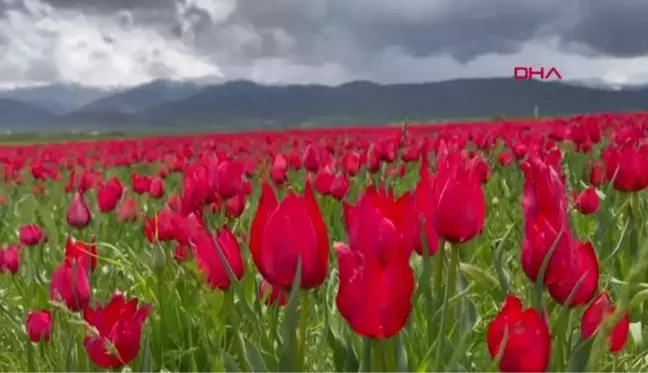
243,336 -> 269,372
277,258 -> 303,372
140,332 -> 152,372
221,350 -> 243,372
568,339 -> 593,372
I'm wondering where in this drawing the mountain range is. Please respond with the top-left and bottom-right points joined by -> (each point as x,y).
2,78 -> 648,133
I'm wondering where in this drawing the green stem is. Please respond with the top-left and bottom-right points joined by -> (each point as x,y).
370,339 -> 384,372
554,309 -> 570,371
434,245 -> 460,371
433,241 -> 446,307
296,291 -> 310,371
380,338 -> 397,372
225,290 -> 251,371
423,255 -> 435,345
360,338 -> 372,372
156,274 -> 166,364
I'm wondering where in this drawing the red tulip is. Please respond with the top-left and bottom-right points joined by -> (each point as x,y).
172,212 -> 205,247
26,310 -> 52,343
180,164 -> 209,216
148,176 -> 165,199
117,195 -> 140,223
215,160 -> 243,200
143,209 -> 176,243
343,152 -> 360,176
19,224 -> 47,246
486,294 -> 551,372
1,244 -> 20,273
50,258 -> 90,312
65,236 -> 98,272
336,191 -> 415,339
193,227 -> 245,290
498,151 -> 514,166
431,145 -> 485,243
329,173 -> 349,200
131,172 -> 152,194
302,143 -> 321,173
361,186 -> 418,257
83,293 -> 151,369
97,177 -> 124,213
167,194 -> 182,212
545,240 -> 599,307
589,160 -> 605,187
270,154 -> 288,186
67,192 -> 92,229
573,186 -> 599,215
581,291 -> 630,353
520,156 -> 571,282
313,166 -> 334,196
250,182 -> 329,290
225,192 -> 246,218
601,143 -> 648,192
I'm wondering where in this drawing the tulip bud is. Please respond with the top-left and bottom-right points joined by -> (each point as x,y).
67,192 -> 92,229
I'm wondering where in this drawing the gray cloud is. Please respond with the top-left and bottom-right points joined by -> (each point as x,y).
560,1 -> 648,58
2,0 -> 648,87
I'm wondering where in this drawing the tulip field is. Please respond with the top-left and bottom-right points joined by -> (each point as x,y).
2,112 -> 648,372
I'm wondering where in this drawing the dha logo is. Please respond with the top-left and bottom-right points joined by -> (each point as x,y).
513,66 -> 563,80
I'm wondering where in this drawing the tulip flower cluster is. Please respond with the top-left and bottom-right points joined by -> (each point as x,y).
0,112 -> 646,372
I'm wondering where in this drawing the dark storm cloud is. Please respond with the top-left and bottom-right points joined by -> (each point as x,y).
40,0 -> 176,12
32,0 -> 648,63
560,0 -> 648,58
3,0 -> 648,87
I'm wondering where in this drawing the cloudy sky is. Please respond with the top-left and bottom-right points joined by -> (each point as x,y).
1,0 -> 647,89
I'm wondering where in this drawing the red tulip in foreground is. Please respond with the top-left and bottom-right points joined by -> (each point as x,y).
545,240 -> 599,307
193,227 -> 245,290
83,293 -> 151,369
336,192 -> 415,339
250,182 -> 329,290
520,155 -> 600,306
26,310 -> 52,343
581,291 -> 630,353
487,294 -> 551,372
431,145 -> 485,243
362,185 -> 418,257
521,155 -> 572,281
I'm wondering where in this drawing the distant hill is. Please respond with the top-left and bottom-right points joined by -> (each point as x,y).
74,80 -> 201,114
0,84 -> 110,114
3,77 -> 648,133
0,99 -> 56,130
134,78 -> 648,128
